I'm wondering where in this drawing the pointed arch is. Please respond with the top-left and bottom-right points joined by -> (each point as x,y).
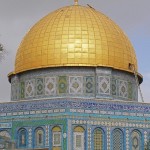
52,126 -> 62,150
73,126 -> 85,150
93,128 -> 104,150
18,128 -> 27,148
35,127 -> 45,147
112,128 -> 124,150
131,130 -> 142,150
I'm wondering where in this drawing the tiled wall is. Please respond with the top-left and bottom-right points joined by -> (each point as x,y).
11,67 -> 137,101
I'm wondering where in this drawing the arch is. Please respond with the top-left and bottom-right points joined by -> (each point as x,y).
112,128 -> 124,150
35,127 -> 44,147
52,126 -> 62,149
131,130 -> 142,150
93,128 -> 104,150
74,126 -> 84,132
18,128 -> 27,148
52,126 -> 61,132
73,126 -> 85,150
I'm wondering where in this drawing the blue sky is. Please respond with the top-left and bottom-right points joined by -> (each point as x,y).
0,0 -> 150,102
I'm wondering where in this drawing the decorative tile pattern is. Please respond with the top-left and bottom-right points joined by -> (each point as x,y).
11,82 -> 17,100
94,128 -> 103,150
132,130 -> 141,150
132,84 -> 138,101
68,120 -> 72,150
88,127 -> 91,150
112,129 -> 123,150
58,76 -> 67,94
25,80 -> 35,98
45,77 -> 56,95
69,76 -> 83,95
119,80 -> 128,98
28,128 -> 32,148
11,68 -> 138,101
98,76 -> 110,95
112,79 -> 117,96
128,82 -> 133,99
107,127 -> 111,150
20,82 -> 25,99
144,131 -> 147,146
85,76 -> 94,94
36,78 -> 44,96
126,129 -> 129,150
45,125 -> 49,146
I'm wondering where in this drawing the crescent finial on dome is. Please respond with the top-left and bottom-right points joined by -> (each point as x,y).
74,0 -> 78,5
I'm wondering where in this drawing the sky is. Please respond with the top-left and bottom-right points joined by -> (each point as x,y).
0,0 -> 150,102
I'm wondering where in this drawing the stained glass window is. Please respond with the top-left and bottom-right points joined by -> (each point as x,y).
18,129 -> 27,148
94,128 -> 104,150
53,132 -> 61,146
112,129 -> 123,150
73,126 -> 84,150
132,130 -> 141,150
35,128 -> 44,147
52,126 -> 62,147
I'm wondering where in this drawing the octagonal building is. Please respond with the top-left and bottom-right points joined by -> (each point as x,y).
0,1 -> 149,150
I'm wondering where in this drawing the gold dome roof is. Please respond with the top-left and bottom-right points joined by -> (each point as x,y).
14,4 -> 138,74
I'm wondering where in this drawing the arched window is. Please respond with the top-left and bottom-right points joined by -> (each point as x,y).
52,126 -> 62,148
94,128 -> 104,150
73,126 -> 85,150
35,128 -> 44,147
18,128 -> 27,148
112,129 -> 124,150
132,130 -> 141,150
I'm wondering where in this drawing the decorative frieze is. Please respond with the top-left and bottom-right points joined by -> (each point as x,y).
11,67 -> 137,101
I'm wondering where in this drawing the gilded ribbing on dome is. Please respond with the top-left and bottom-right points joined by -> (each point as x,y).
14,5 -> 137,74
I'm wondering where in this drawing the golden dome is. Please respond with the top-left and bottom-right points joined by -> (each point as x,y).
14,5 -> 138,74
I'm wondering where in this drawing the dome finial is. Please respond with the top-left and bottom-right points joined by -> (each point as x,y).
74,0 -> 78,5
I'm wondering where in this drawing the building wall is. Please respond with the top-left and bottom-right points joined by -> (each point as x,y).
0,99 -> 150,150
11,67 -> 138,102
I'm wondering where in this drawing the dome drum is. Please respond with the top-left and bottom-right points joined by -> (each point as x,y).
10,67 -> 138,102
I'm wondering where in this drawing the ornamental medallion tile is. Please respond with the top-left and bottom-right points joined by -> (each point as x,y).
45,77 -> 56,95
112,79 -> 117,96
25,80 -> 35,98
58,76 -> 67,94
69,76 -> 83,94
84,76 -> 95,94
98,76 -> 110,95
36,78 -> 44,96
119,80 -> 128,98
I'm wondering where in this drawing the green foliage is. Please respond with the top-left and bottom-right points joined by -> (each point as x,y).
0,43 -> 4,52
0,43 -> 6,61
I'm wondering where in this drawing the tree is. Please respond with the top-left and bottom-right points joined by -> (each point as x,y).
0,43 -> 6,61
